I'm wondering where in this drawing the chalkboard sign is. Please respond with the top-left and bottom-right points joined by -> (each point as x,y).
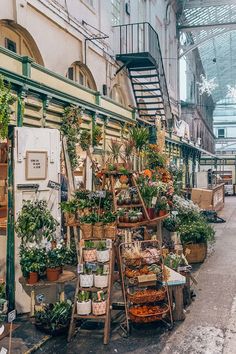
88,190 -> 106,199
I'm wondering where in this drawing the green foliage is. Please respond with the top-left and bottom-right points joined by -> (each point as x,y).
179,219 -> 215,244
156,196 -> 169,211
19,246 -> 46,277
79,130 -> 91,151
108,139 -> 122,163
77,291 -> 90,302
84,240 -> 95,249
61,106 -> 82,170
35,300 -> 72,332
0,282 -> 6,299
46,248 -> 64,268
92,125 -> 103,146
145,145 -> 166,169
80,214 -> 93,224
130,127 -> 149,152
96,241 -> 107,251
164,253 -> 184,270
163,215 -> 180,232
103,211 -> 116,224
15,200 -> 58,244
118,167 -> 129,175
61,199 -> 78,214
92,291 -> 105,302
0,75 -> 16,139
74,189 -> 90,200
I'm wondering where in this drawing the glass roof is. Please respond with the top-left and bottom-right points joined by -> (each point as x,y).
178,0 -> 236,102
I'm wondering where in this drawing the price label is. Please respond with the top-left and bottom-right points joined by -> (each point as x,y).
103,264 -> 109,275
8,310 -> 16,323
36,294 -> 45,304
151,197 -> 157,205
77,264 -> 84,274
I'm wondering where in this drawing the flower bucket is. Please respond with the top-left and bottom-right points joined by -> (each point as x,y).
80,223 -> 93,239
159,210 -> 167,217
46,268 -> 60,282
93,223 -> 104,239
104,224 -> 117,239
77,300 -> 91,315
79,274 -> 93,288
65,212 -> 76,226
96,249 -> 110,263
83,248 -> 97,262
92,300 -> 107,316
183,243 -> 207,264
94,274 -> 108,288
27,272 -> 39,284
147,208 -> 155,219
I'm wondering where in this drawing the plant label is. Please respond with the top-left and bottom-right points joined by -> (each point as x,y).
47,180 -> 60,190
77,264 -> 84,274
103,264 -> 109,274
106,239 -> 112,249
151,197 -> 157,205
86,262 -> 97,272
0,347 -> 7,354
7,310 -> 16,323
36,294 -> 45,304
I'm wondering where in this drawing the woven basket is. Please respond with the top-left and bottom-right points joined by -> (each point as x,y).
127,288 -> 166,304
183,243 -> 207,264
93,223 -> 104,239
129,304 -> 169,323
80,223 -> 92,239
104,223 -> 117,239
65,213 -> 76,226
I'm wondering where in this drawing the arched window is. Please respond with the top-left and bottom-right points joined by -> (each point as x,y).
0,20 -> 43,65
110,84 -> 126,106
67,62 -> 97,90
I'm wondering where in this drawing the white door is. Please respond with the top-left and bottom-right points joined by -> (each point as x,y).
14,127 -> 61,313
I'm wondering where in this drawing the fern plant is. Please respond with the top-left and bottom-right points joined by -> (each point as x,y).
0,75 -> 16,139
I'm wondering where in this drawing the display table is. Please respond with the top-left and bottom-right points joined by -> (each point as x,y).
19,270 -> 76,316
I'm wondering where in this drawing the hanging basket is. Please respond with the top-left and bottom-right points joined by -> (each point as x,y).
104,223 -> 117,239
93,223 -> 104,239
80,223 -> 93,239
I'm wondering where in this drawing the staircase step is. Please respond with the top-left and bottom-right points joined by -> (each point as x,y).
139,114 -> 166,118
129,67 -> 156,72
138,107 -> 164,111
138,102 -> 164,107
131,74 -> 158,79
134,88 -> 161,92
135,95 -> 162,99
132,81 -> 160,85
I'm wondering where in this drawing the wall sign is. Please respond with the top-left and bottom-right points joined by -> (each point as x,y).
25,151 -> 48,180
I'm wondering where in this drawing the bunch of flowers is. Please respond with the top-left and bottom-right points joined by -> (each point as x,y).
179,219 -> 215,245
173,195 -> 200,221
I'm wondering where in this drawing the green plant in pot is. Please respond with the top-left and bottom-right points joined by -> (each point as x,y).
80,214 -> 93,239
94,266 -> 108,288
128,210 -> 139,223
96,241 -> 110,263
156,196 -> 169,217
121,139 -> 134,169
16,200 -> 58,244
35,300 -> 72,335
61,199 -> 78,225
0,282 -> 7,317
103,212 -> 117,239
83,240 -> 96,262
91,213 -> 104,239
117,208 -> 125,223
46,248 -> 63,282
108,139 -> 122,166
92,291 -> 106,316
163,214 -> 181,245
20,246 -> 46,284
79,266 -> 93,288
77,291 -> 91,315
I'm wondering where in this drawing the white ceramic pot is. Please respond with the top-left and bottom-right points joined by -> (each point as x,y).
80,274 -> 93,288
77,299 -> 91,315
96,249 -> 110,263
83,249 -> 97,262
92,300 -> 107,316
94,274 -> 108,288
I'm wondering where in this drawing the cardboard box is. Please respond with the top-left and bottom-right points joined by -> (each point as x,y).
191,188 -> 213,210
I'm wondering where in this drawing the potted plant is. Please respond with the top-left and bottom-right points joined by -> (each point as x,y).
156,196 -> 169,217
96,241 -> 110,263
117,208 -> 125,223
15,200 -> 58,244
46,248 -> 63,282
35,300 -> 72,335
163,214 -> 180,245
108,139 -> 122,167
92,291 -> 106,316
92,213 -> 104,239
121,139 -> 134,170
79,267 -> 94,288
80,214 -> 93,239
137,211 -> 143,222
128,210 -> 139,223
179,218 -> 215,263
94,266 -> 108,288
103,212 -> 117,238
83,240 -> 97,262
77,291 -> 91,315
77,199 -> 92,217
132,193 -> 140,205
19,247 -> 46,284
61,199 -> 78,225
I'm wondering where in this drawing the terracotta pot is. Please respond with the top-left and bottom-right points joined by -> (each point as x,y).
92,300 -> 107,316
27,272 -> 39,284
124,214 -> 129,223
159,210 -> 167,217
83,248 -> 97,262
77,300 -> 91,315
46,267 -> 60,281
147,208 -> 155,219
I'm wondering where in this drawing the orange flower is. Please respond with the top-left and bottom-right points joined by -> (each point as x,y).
143,169 -> 152,178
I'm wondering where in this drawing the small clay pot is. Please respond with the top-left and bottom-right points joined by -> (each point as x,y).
46,268 -> 60,282
159,210 -> 167,217
27,272 -> 39,284
123,214 -> 129,223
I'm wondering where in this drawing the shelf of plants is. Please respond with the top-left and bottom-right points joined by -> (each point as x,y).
119,240 -> 173,332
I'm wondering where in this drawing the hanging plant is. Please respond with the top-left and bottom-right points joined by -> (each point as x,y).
0,75 -> 16,139
92,125 -> 103,146
61,106 -> 83,170
79,130 -> 91,151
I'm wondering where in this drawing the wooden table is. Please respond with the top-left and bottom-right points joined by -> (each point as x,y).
19,270 -> 76,316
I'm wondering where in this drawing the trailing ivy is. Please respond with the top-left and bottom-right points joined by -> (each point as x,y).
0,75 -> 16,139
61,106 -> 82,170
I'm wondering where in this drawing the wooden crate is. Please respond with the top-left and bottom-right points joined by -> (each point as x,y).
183,243 -> 207,264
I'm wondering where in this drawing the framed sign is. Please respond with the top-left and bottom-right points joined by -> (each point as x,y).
26,151 -> 48,180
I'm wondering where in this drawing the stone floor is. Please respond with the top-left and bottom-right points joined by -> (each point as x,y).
1,196 -> 236,354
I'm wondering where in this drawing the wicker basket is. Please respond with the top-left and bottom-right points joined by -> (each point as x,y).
93,223 -> 104,239
64,213 -> 76,226
127,288 -> 166,304
183,243 -> 207,264
80,223 -> 92,239
104,223 -> 117,239
129,304 -> 169,323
